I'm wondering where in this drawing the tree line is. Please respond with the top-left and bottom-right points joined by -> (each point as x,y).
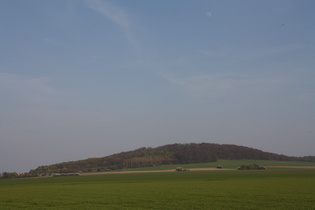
0,172 -> 37,179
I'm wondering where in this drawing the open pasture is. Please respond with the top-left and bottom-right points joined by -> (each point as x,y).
1,167 -> 315,209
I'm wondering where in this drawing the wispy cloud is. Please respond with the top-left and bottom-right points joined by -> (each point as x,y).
0,72 -> 56,95
44,37 -> 58,45
160,72 -> 293,98
161,73 -> 241,94
85,0 -> 141,54
85,0 -> 131,29
202,44 -> 306,64
0,72 -> 60,110
206,11 -> 212,17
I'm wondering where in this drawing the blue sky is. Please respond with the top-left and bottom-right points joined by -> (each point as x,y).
1,0 -> 314,172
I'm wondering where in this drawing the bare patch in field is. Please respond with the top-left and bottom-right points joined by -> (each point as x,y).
266,166 -> 315,169
80,168 -> 233,176
80,166 -> 315,176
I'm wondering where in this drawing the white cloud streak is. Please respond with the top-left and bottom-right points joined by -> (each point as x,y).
85,0 -> 141,55
206,11 -> 212,17
0,72 -> 56,95
86,0 -> 131,29
0,72 -> 62,114
160,72 -> 293,98
202,44 -> 306,64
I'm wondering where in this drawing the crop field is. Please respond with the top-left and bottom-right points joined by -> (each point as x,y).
1,162 -> 315,209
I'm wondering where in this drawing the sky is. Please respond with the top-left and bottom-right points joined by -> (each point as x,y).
1,0 -> 315,173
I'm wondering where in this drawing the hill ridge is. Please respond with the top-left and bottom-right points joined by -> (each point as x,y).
30,143 -> 315,174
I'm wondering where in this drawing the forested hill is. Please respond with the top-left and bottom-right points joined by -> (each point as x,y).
30,143 -> 315,174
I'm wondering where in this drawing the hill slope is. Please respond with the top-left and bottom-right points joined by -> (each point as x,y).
30,143 -> 314,174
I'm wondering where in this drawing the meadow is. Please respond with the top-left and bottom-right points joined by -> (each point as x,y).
1,161 -> 315,209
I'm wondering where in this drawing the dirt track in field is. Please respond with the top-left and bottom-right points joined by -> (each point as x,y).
80,166 -> 315,176
265,166 -> 315,169
80,168 -> 233,176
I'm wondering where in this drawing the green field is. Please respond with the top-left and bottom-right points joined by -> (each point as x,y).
1,161 -> 315,209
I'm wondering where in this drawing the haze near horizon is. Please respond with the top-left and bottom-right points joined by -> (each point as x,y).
1,0 -> 314,173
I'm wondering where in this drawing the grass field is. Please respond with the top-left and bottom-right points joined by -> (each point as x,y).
1,161 -> 315,209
